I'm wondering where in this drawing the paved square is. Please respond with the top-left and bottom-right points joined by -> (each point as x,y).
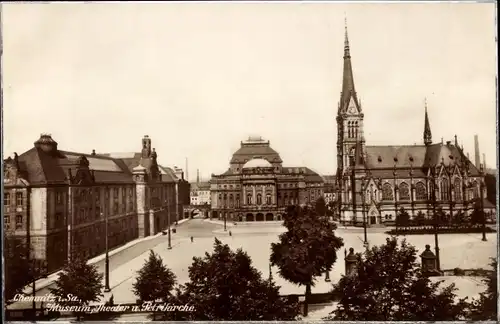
109,219 -> 496,304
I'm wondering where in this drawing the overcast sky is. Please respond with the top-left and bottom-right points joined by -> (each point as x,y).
2,2 -> 497,180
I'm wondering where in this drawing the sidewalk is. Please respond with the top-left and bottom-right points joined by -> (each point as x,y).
22,218 -> 191,294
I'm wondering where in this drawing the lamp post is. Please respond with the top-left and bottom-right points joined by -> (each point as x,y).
166,200 -> 172,249
479,164 -> 487,241
223,202 -> 227,232
431,175 -> 441,272
102,212 -> 110,292
361,177 -> 368,247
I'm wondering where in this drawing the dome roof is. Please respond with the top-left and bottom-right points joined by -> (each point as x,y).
243,158 -> 272,169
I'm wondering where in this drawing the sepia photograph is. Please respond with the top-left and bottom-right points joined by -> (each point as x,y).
1,2 -> 498,322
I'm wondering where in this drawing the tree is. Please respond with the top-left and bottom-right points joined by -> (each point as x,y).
326,237 -> 469,321
50,253 -> 103,320
4,236 -> 33,305
315,197 -> 327,217
484,174 -> 496,205
414,211 -> 426,226
396,207 -> 410,227
133,250 -> 177,303
270,205 -> 344,316
180,238 -> 299,320
469,258 -> 497,320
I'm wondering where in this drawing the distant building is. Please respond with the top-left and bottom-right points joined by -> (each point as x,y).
3,134 -> 181,273
322,175 -> 337,205
210,136 -> 324,222
335,24 -> 490,226
190,173 -> 211,206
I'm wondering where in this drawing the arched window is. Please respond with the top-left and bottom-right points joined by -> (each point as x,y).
472,181 -> 479,199
453,178 -> 461,201
347,121 -> 352,138
399,182 -> 410,200
415,182 -> 427,200
266,194 -> 271,205
257,193 -> 262,205
382,183 -> 394,201
284,194 -> 289,205
354,121 -> 359,137
229,194 -> 234,208
247,194 -> 252,205
440,179 -> 450,201
236,194 -> 240,208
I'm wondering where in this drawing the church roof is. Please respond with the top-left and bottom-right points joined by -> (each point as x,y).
362,142 -> 481,177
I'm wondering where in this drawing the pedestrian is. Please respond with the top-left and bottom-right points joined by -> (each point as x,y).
229,230 -> 232,236
190,236 -> 193,243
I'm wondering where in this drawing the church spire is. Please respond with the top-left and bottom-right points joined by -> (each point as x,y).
423,98 -> 432,146
339,17 -> 360,113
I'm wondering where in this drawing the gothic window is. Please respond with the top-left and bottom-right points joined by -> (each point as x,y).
399,182 -> 410,200
440,179 -> 450,201
229,194 -> 234,208
415,182 -> 427,200
382,183 -> 394,201
354,121 -> 359,138
266,194 -> 272,205
348,121 -> 352,138
453,178 -> 462,201
247,194 -> 252,205
472,181 -> 479,199
257,194 -> 262,205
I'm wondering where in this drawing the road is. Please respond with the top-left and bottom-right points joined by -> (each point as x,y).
9,216 -> 219,309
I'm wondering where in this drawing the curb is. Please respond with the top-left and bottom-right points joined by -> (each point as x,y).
22,218 -> 191,294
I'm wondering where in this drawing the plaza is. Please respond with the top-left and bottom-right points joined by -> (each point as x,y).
103,218 -> 495,304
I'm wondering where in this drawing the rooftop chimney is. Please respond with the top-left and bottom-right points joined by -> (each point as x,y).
446,141 -> 451,146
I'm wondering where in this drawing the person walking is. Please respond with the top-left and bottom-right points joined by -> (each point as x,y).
190,236 -> 194,243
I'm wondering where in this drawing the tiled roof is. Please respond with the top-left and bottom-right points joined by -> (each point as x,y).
159,165 -> 178,183
363,143 -> 481,177
191,181 -> 211,190
230,142 -> 283,164
322,175 -> 336,183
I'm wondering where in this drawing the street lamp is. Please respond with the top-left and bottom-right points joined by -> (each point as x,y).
361,177 -> 368,247
102,212 -> 110,292
223,201 -> 227,232
479,164 -> 487,241
166,200 -> 172,250
431,175 -> 441,272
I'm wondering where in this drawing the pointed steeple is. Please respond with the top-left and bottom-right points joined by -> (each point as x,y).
423,98 -> 432,146
339,17 -> 360,113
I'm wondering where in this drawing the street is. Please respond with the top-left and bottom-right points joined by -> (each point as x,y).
8,216 -> 219,310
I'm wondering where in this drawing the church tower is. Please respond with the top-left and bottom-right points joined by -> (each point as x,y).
336,20 -> 365,176
423,99 -> 432,146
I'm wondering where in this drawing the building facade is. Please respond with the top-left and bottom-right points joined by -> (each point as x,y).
210,137 -> 324,222
335,25 -> 490,226
3,134 -> 181,273
190,182 -> 211,206
322,175 -> 337,206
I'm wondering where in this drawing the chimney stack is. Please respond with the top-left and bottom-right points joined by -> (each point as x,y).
483,153 -> 486,170
197,169 -> 200,184
474,135 -> 480,169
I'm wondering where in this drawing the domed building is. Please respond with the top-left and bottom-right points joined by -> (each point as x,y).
210,136 -> 324,222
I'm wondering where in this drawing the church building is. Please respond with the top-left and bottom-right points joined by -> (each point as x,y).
336,24 -> 487,226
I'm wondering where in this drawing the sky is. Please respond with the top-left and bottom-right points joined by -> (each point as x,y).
2,2 -> 497,181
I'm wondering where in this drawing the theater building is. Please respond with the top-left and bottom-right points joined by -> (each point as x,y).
210,136 -> 324,222
3,134 -> 180,273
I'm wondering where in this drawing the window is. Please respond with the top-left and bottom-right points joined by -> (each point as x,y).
266,194 -> 272,205
113,188 -> 119,214
16,192 -> 23,206
4,215 -> 10,229
229,194 -> 234,208
453,178 -> 462,201
415,182 -> 427,200
382,183 -> 394,201
284,194 -> 289,206
128,188 -> 134,212
247,194 -> 253,205
236,194 -> 240,208
95,189 -> 100,206
472,181 -> 479,199
56,192 -> 62,204
15,215 -> 23,230
4,193 -> 10,208
256,194 -> 262,205
122,189 -> 126,213
399,182 -> 410,200
440,179 -> 450,201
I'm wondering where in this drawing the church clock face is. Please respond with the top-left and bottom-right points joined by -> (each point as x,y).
348,105 -> 356,114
